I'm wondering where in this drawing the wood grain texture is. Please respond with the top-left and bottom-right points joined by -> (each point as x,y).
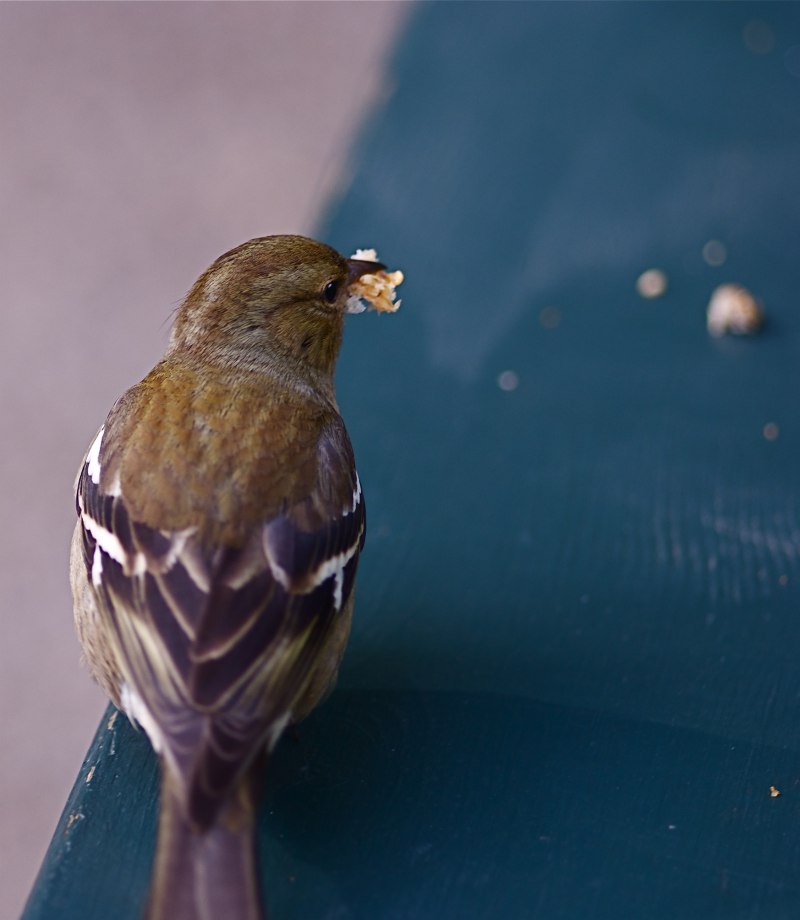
26,3 -> 800,918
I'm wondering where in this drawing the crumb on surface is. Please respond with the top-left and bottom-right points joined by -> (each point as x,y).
702,239 -> 727,267
497,370 -> 520,392
707,283 -> 764,336
64,811 -> 85,834
636,268 -> 668,299
763,422 -> 780,441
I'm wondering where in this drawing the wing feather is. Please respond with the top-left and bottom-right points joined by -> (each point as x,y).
75,418 -> 364,829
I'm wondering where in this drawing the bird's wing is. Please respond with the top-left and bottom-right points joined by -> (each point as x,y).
75,418 -> 364,828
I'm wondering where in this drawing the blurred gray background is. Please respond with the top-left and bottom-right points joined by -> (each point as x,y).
0,4 -> 407,916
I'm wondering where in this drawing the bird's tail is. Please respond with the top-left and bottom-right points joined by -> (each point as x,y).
145,769 -> 264,920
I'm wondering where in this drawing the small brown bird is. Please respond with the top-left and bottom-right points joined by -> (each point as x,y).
69,235 -> 401,919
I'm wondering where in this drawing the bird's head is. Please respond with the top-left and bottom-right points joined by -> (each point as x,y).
170,235 -> 383,386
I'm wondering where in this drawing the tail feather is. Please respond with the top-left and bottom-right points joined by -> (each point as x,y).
145,770 -> 264,920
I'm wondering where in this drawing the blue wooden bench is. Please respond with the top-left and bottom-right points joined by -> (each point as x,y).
24,4 -> 800,918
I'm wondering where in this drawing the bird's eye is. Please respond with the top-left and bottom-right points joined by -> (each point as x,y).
322,279 -> 341,304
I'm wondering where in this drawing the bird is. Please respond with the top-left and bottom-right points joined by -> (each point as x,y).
69,235 -> 398,920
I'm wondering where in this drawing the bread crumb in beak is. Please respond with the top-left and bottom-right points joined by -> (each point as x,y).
347,249 -> 404,314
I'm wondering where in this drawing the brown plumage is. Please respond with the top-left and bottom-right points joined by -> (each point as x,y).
70,235 -> 392,919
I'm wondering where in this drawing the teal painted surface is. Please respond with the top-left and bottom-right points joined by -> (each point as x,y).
23,709 -> 158,919
26,3 -> 800,918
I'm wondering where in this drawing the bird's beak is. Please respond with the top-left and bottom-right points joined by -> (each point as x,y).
347,257 -> 385,285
